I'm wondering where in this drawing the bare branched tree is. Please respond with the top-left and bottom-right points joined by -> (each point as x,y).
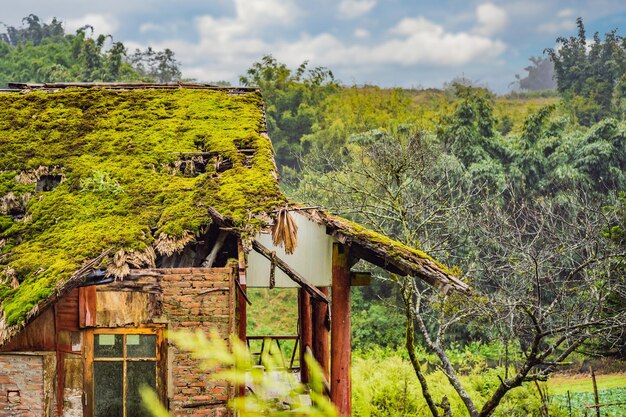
295,127 -> 625,417
402,193 -> 625,417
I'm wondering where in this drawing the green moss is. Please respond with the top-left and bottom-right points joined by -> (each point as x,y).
331,215 -> 452,274
0,87 -> 285,327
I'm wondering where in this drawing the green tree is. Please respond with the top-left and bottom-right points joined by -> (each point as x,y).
128,47 -> 182,83
514,56 -> 556,91
437,84 -> 508,193
239,55 -> 338,170
293,84 -> 626,415
0,15 -> 182,86
545,18 -> 626,124
0,14 -> 64,46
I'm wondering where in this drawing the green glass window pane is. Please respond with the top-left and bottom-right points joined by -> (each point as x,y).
127,334 -> 157,358
126,361 -> 157,417
94,362 -> 123,417
94,334 -> 123,358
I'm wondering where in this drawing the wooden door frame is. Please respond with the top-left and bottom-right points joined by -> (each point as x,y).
83,326 -> 167,417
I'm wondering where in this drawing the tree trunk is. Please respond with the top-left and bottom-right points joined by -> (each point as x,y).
433,344 -> 480,417
405,314 -> 440,417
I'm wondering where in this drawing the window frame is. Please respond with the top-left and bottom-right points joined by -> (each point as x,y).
84,326 -> 167,417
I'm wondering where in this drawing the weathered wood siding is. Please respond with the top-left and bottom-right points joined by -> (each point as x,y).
1,309 -> 56,352
1,265 -> 238,417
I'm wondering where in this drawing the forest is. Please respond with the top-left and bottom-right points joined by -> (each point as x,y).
0,14 -> 625,417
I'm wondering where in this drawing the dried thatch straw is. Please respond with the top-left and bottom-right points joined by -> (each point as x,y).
0,192 -> 32,216
3,267 -> 18,289
0,192 -> 18,214
271,207 -> 298,255
153,231 -> 195,257
106,247 -> 157,279
107,249 -> 131,278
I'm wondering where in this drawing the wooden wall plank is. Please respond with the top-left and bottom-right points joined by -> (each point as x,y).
79,286 -> 97,328
57,288 -> 79,332
0,308 -> 56,351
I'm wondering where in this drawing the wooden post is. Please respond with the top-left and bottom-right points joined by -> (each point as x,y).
298,288 -> 313,383
331,243 -> 351,416
591,368 -> 600,417
237,241 -> 247,397
53,304 -> 64,417
312,287 -> 330,380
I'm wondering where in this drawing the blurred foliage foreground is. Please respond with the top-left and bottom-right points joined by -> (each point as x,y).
140,329 -> 337,417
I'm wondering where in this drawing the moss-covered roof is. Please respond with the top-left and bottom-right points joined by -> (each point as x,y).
0,83 -> 285,337
0,82 -> 465,346
299,209 -> 469,293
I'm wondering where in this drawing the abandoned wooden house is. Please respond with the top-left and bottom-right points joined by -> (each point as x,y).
0,83 -> 468,417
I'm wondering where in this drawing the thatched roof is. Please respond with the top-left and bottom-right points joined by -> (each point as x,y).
0,83 -> 284,342
0,82 -> 467,346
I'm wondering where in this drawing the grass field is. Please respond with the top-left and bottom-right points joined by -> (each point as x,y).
548,373 -> 626,396
246,288 -> 298,336
548,374 -> 626,417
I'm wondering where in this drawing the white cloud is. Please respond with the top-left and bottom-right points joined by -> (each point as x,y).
537,18 -> 575,33
353,28 -> 370,39
137,9 -> 506,83
63,13 -> 119,36
141,0 -> 300,81
338,0 -> 377,19
235,0 -> 300,27
272,16 -> 506,68
473,3 -> 507,36
390,16 -> 443,36
537,7 -> 576,33
139,23 -> 162,34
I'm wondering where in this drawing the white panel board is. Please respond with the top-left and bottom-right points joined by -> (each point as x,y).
247,212 -> 333,288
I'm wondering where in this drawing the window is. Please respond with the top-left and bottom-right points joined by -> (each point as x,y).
85,328 -> 165,417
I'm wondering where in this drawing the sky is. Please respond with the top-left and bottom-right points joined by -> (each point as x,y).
3,0 -> 626,92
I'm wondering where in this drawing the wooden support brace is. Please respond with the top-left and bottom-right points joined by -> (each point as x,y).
202,230 -> 228,267
237,240 -> 248,397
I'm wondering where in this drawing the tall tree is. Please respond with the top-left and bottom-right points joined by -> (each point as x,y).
514,56 -> 556,91
239,55 -> 338,170
0,15 -> 182,86
294,83 -> 626,415
545,18 -> 626,124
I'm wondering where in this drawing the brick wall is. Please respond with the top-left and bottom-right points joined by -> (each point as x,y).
160,267 -> 236,417
0,354 -> 45,417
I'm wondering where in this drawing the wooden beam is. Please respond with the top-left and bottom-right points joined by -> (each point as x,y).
53,304 -> 64,417
201,230 -> 228,267
331,243 -> 351,417
350,272 -> 371,286
251,240 -> 329,304
79,285 -> 97,327
298,288 -> 313,383
312,287 -> 330,380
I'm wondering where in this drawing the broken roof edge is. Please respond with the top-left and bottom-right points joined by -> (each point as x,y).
294,207 -> 470,294
0,249 -> 110,347
3,82 -> 259,94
